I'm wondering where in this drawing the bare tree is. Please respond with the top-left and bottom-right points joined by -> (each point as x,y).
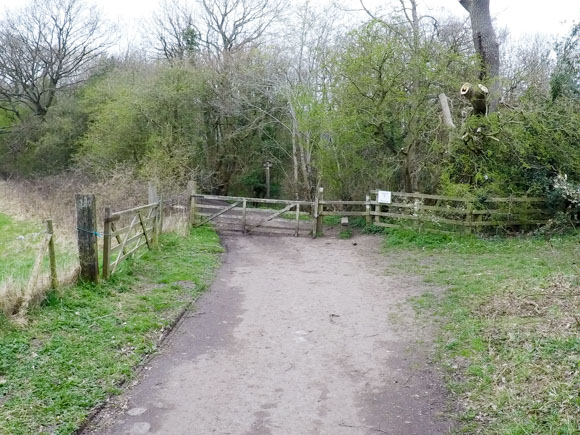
151,0 -> 201,61
198,0 -> 283,58
0,0 -> 112,118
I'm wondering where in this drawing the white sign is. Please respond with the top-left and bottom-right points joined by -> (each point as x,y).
377,190 -> 392,204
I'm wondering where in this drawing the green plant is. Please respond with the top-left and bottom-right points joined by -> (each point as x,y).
382,229 -> 580,433
339,229 -> 352,239
0,227 -> 222,434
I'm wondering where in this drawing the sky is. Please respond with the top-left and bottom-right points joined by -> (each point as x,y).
0,0 -> 579,49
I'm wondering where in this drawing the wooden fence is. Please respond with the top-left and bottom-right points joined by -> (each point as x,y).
15,219 -> 59,317
314,189 -> 549,234
101,201 -> 162,279
190,187 -> 550,237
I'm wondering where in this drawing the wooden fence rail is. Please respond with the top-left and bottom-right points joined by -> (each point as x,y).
102,201 -> 162,279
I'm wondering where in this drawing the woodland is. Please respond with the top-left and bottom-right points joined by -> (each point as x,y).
0,0 -> 579,208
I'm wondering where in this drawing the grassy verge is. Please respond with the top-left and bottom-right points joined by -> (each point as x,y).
381,229 -> 579,434
0,213 -> 76,281
0,213 -> 78,314
0,226 -> 222,434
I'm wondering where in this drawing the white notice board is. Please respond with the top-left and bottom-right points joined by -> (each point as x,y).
377,190 -> 392,204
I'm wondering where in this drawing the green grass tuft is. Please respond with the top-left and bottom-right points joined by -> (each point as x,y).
0,226 -> 222,435
382,229 -> 580,434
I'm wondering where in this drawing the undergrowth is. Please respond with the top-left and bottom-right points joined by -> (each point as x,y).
0,226 -> 222,434
382,228 -> 580,434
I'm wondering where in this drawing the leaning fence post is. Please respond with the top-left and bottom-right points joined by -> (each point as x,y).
75,193 -> 99,283
46,219 -> 58,289
365,195 -> 371,226
102,207 -> 112,279
188,180 -> 198,226
316,187 -> 324,236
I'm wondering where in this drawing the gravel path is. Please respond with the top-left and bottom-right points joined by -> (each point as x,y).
85,234 -> 452,435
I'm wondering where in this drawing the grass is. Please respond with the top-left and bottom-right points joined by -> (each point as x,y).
0,226 -> 222,435
0,213 -> 78,315
381,229 -> 580,434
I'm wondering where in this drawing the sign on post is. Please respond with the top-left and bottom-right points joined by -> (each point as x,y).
377,190 -> 392,204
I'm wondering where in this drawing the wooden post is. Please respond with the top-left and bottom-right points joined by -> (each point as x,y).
316,187 -> 324,236
148,180 -> 159,203
295,204 -> 300,237
188,180 -> 198,226
158,194 -> 164,234
374,196 -> 380,224
242,198 -> 247,234
75,194 -> 99,283
46,219 -> 58,289
365,195 -> 371,226
312,188 -> 320,238
102,207 -> 112,279
465,201 -> 474,234
148,180 -> 161,245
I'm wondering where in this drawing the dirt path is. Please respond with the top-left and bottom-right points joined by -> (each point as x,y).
85,234 -> 452,435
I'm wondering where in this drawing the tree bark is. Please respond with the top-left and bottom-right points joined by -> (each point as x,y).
438,93 -> 456,128
459,0 -> 500,112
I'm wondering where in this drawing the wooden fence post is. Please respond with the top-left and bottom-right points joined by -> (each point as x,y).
148,180 -> 161,247
242,198 -> 247,233
148,180 -> 159,203
188,180 -> 198,226
465,201 -> 474,234
159,194 -> 164,234
46,219 -> 58,289
295,204 -> 300,237
75,194 -> 99,283
312,188 -> 320,238
316,187 -> 324,236
102,207 -> 112,279
365,195 -> 371,226
374,191 -> 380,224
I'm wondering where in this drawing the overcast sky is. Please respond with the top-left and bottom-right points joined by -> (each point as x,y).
0,0 -> 578,50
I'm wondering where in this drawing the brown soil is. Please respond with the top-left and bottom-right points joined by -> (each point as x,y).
83,232 -> 453,435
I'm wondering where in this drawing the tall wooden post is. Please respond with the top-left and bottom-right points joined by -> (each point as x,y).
148,180 -> 159,203
316,187 -> 324,236
148,180 -> 161,246
295,204 -> 300,237
102,207 -> 112,279
365,195 -> 371,226
158,194 -> 164,234
242,198 -> 247,234
75,194 -> 99,283
264,161 -> 272,198
188,180 -> 198,226
46,219 -> 58,289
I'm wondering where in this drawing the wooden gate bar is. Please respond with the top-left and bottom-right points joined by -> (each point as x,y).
196,201 -> 241,227
247,203 -> 295,232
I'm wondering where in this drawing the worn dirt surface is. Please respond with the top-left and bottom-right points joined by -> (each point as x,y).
84,233 -> 452,435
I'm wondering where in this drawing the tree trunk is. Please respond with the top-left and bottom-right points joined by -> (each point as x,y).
459,0 -> 500,112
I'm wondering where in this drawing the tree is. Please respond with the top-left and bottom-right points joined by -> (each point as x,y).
0,0 -> 111,118
151,0 -> 201,62
198,0 -> 283,59
458,0 -> 500,111
551,23 -> 580,100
